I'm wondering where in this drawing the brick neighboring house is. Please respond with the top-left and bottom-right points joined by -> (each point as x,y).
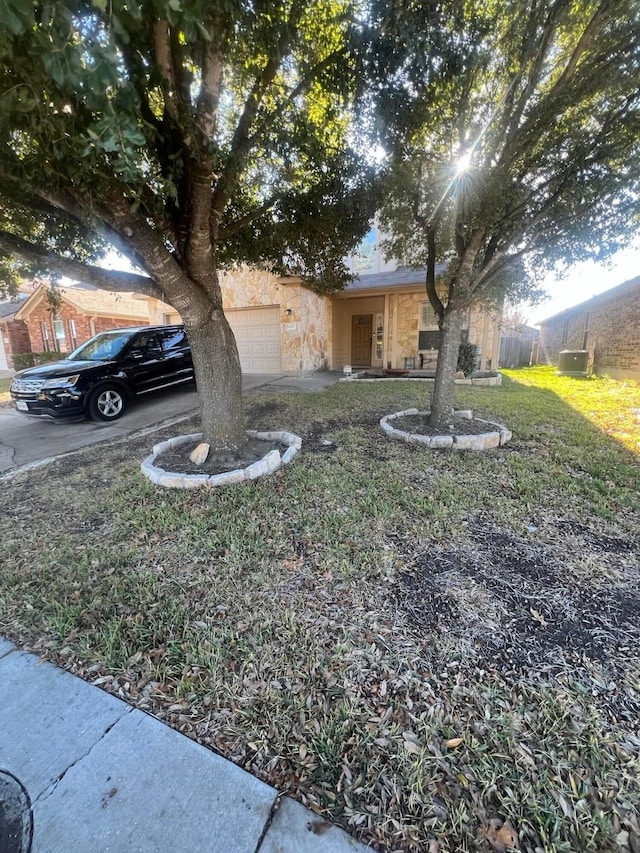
537,275 -> 640,382
13,284 -> 176,357
0,296 -> 32,370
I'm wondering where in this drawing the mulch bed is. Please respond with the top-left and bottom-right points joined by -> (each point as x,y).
393,413 -> 497,436
155,436 -> 285,475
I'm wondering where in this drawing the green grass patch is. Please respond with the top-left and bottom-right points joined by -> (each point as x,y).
0,377 -> 12,404
501,366 -> 640,455
0,367 -> 639,851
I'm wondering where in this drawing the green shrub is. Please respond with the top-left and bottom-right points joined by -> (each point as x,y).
12,351 -> 66,371
12,353 -> 36,371
457,342 -> 479,376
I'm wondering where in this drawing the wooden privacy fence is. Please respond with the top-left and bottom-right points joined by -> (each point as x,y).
499,335 -> 538,368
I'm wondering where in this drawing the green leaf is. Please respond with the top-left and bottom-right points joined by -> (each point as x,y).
196,21 -> 211,41
43,52 -> 67,87
111,14 -> 131,44
0,0 -> 34,35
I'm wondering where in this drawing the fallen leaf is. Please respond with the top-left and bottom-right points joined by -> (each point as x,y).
445,737 -> 464,749
530,608 -> 548,627
307,820 -> 333,835
481,820 -> 520,851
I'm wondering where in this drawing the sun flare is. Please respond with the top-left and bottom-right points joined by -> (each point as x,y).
456,152 -> 472,174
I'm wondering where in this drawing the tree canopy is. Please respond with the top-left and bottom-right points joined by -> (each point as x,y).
369,0 -> 640,421
0,0 -> 378,448
0,0 -> 377,294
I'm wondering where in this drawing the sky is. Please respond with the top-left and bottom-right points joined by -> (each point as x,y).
524,242 -> 640,326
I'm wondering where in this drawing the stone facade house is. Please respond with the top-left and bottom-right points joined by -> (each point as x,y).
13,285 -> 176,357
329,267 -> 501,373
335,226 -> 501,372
537,275 -> 640,382
162,263 -> 502,375
160,227 -> 501,375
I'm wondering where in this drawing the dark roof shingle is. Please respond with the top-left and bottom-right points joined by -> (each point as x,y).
345,264 -> 447,291
0,298 -> 27,319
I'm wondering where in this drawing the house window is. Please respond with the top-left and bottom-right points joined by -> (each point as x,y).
419,329 -> 441,350
420,301 -> 439,329
353,228 -> 378,274
52,317 -> 66,352
419,301 -> 441,351
419,302 -> 470,351
41,321 -> 52,351
69,319 -> 78,350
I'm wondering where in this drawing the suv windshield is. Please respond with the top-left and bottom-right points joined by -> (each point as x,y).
67,330 -> 135,362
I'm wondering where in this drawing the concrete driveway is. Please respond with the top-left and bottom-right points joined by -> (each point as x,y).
0,374 -> 285,475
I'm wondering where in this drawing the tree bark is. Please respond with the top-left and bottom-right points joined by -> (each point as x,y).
186,307 -> 245,453
429,307 -> 462,428
82,192 -> 245,452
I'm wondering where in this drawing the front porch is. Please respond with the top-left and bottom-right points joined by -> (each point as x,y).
330,288 -> 501,373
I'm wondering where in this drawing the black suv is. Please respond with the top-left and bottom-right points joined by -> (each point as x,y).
10,325 -> 194,422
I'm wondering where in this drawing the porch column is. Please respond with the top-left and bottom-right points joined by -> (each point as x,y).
383,294 -> 390,369
391,295 -> 399,369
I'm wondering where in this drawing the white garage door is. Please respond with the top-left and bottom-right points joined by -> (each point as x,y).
227,307 -> 282,373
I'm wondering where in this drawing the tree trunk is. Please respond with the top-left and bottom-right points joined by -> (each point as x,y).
186,309 -> 245,453
429,307 -> 462,428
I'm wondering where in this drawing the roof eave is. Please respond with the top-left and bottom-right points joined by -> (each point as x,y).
335,282 -> 426,298
13,287 -> 46,320
538,274 -> 640,325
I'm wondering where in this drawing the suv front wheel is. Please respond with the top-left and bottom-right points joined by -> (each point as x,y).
87,384 -> 127,421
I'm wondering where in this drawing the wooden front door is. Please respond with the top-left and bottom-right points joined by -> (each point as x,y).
351,314 -> 372,366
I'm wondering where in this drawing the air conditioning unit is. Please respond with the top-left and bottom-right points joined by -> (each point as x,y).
557,350 -> 589,376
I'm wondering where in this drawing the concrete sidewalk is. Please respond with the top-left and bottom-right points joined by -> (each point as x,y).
0,638 -> 369,853
250,373 -> 343,393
